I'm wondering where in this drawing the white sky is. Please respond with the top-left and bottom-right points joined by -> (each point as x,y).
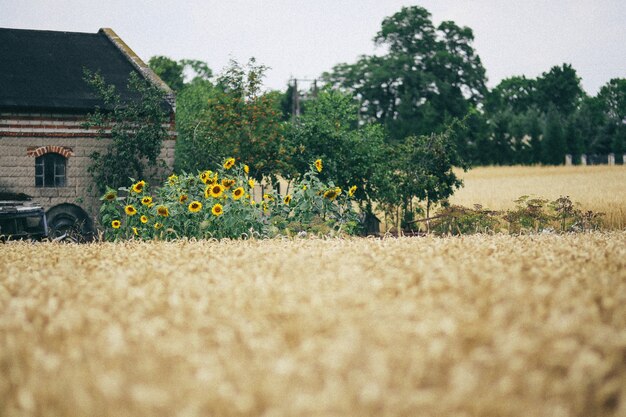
1,0 -> 624,95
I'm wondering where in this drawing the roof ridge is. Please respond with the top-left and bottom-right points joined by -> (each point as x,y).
99,28 -> 175,110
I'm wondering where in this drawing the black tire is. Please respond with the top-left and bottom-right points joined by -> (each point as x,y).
46,204 -> 95,242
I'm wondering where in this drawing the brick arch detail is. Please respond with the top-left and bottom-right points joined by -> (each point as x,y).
27,145 -> 75,158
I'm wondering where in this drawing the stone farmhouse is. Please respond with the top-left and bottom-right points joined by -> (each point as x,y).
0,27 -> 176,236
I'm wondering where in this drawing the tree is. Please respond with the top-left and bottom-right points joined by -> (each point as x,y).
148,56 -> 185,91
395,120 -> 470,223
148,56 -> 213,92
542,105 -> 566,165
287,89 -> 388,212
535,64 -> 584,115
178,59 -> 291,181
84,71 -> 171,192
324,5 -> 487,142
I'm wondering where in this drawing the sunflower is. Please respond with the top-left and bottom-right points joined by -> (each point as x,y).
243,164 -> 250,174
263,193 -> 274,201
232,187 -> 244,200
323,188 -> 338,200
315,159 -> 323,173
221,178 -> 236,189
154,222 -> 162,229
157,205 -> 169,217
132,180 -> 145,193
211,203 -> 223,216
248,179 -> 256,188
223,157 -> 235,170
349,185 -> 357,197
132,227 -> 138,236
141,196 -> 153,206
302,185 -> 307,191
200,170 -> 213,184
188,201 -> 202,213
283,194 -> 292,205
207,183 -> 225,198
168,174 -> 178,185
179,194 -> 188,204
125,205 -> 137,216
140,215 -> 148,224
111,220 -> 121,229
103,190 -> 117,201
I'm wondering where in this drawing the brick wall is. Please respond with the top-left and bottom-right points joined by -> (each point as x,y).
0,111 -> 175,219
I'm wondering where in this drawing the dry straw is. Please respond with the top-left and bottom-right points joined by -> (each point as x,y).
1,233 -> 625,416
451,165 -> 626,229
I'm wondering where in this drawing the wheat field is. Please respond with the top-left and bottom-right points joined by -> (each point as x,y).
450,165 -> 626,229
1,234 -> 625,416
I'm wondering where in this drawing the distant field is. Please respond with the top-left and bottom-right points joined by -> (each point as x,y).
2,235 -> 625,416
450,165 -> 626,229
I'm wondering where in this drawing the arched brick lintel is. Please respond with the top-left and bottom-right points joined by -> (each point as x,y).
27,145 -> 75,158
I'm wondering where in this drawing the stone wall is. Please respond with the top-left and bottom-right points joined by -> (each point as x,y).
0,111 -> 175,220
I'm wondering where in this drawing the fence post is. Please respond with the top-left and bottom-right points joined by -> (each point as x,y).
565,154 -> 572,165
580,154 -> 587,165
608,153 -> 615,165
623,154 -> 626,165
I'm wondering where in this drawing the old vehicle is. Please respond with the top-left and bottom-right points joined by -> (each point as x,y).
0,193 -> 48,240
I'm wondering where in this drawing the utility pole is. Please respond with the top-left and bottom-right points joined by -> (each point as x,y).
290,78 -> 319,122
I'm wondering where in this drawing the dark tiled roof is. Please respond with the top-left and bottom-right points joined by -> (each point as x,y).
0,28 -> 170,112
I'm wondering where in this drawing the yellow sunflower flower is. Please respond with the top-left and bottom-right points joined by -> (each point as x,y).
140,215 -> 148,224
315,159 -> 323,173
206,183 -> 225,198
200,170 -> 213,184
243,164 -> 249,174
154,222 -> 162,229
157,205 -> 169,217
111,220 -> 121,229
223,157 -> 235,170
141,196 -> 152,206
263,193 -> 274,201
211,203 -> 223,216
132,227 -> 138,236
233,187 -> 244,200
125,205 -> 137,216
349,185 -> 357,197
131,180 -> 145,193
248,178 -> 255,188
103,190 -> 117,201
188,201 -> 202,213
168,174 -> 178,185
284,194 -> 292,205
323,188 -> 338,200
179,194 -> 188,204
221,178 -> 236,189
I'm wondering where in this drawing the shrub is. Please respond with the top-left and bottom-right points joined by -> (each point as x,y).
99,158 -> 358,240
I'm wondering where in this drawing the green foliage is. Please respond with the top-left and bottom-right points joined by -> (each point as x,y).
148,56 -> 185,91
99,159 -> 358,240
84,70 -> 171,193
287,89 -> 388,211
392,120 -> 470,224
176,59 -> 292,182
542,106 -> 566,165
324,5 -> 487,142
429,204 -> 501,235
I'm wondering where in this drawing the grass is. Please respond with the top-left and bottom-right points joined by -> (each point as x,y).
450,165 -> 626,229
1,234 -> 625,416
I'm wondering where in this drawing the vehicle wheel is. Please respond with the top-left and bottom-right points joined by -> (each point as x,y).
46,204 -> 95,242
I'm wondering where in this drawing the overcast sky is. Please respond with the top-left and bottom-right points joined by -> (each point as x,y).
1,0 -> 624,95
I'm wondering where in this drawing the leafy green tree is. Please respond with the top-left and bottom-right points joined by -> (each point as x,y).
84,70 -> 171,192
324,5 -> 487,142
179,59 -> 291,181
395,121 -> 470,223
542,105 -> 566,165
287,89 -> 388,212
535,64 -> 584,115
148,56 -> 185,91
